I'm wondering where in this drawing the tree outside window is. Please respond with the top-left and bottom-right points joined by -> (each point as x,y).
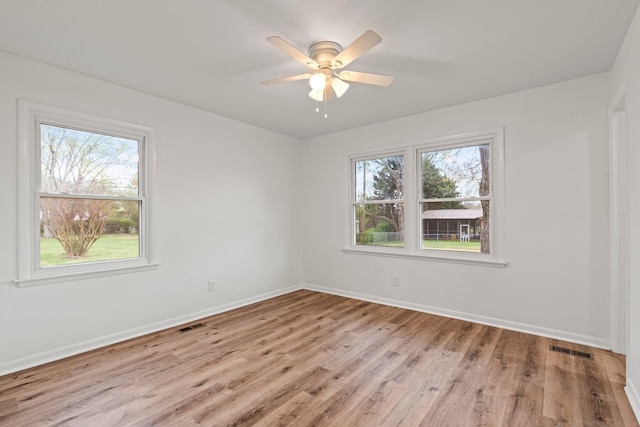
17,100 -> 157,286
38,124 -> 142,267
353,154 -> 404,247
347,128 -> 504,265
420,144 -> 491,253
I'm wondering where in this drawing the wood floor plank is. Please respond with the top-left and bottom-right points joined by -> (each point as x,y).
296,350 -> 404,426
252,391 -> 315,427
543,344 -> 584,426
574,352 -> 626,426
0,290 -> 637,426
381,348 -> 463,426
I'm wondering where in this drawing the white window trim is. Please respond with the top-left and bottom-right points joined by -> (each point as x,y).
350,149 -> 407,247
344,128 -> 506,267
16,100 -> 159,287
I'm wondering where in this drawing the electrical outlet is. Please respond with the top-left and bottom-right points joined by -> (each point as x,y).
392,274 -> 400,287
208,280 -> 216,292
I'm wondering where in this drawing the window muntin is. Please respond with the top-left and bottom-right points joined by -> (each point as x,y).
419,143 -> 491,253
352,155 -> 404,247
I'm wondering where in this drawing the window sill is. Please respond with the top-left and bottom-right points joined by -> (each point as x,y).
15,263 -> 160,288
342,247 -> 507,267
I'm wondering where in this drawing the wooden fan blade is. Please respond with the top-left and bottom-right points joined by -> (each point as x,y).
261,73 -> 312,85
266,36 -> 318,70
337,71 -> 394,87
332,30 -> 382,69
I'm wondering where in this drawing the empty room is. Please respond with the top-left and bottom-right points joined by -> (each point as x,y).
1,1 -> 640,425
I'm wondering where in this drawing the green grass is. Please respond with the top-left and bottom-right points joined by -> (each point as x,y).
357,239 -> 481,252
422,239 -> 481,251
40,234 -> 139,267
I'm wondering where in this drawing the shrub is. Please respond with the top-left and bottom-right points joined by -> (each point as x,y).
105,218 -> 137,234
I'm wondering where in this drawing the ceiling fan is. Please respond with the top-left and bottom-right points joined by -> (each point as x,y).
260,30 -> 394,108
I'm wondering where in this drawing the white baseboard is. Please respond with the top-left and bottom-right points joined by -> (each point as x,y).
302,283 -> 610,350
0,284 -> 303,377
627,378 -> 640,424
0,282 -> 613,377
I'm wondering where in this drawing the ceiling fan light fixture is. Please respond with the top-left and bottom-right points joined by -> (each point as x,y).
309,72 -> 326,91
331,76 -> 349,98
262,30 -> 391,118
308,89 -> 324,101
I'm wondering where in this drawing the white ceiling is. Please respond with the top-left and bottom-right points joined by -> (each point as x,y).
1,0 -> 638,139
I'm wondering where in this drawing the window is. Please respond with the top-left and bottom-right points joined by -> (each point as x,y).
346,128 -> 505,266
17,101 -> 158,286
352,153 -> 405,247
419,143 -> 490,253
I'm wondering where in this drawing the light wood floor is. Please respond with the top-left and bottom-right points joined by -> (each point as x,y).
0,290 -> 637,426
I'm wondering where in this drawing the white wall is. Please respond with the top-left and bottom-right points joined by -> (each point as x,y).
0,46 -> 628,416
0,51 -> 303,374
611,6 -> 640,420
302,74 -> 611,348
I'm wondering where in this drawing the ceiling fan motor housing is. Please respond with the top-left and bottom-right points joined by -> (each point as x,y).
308,41 -> 343,71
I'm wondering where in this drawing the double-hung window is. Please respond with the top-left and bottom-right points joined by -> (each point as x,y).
418,142 -> 491,254
347,128 -> 505,266
351,153 -> 405,247
17,101 -> 158,286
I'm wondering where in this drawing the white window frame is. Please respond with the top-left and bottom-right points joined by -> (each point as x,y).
350,150 -> 407,248
344,128 -> 506,267
16,100 -> 158,287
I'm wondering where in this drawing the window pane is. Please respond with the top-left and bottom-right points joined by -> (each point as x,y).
354,155 -> 404,201
40,197 -> 140,267
421,144 -> 489,199
354,203 -> 404,247
421,201 -> 489,253
40,124 -> 139,196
